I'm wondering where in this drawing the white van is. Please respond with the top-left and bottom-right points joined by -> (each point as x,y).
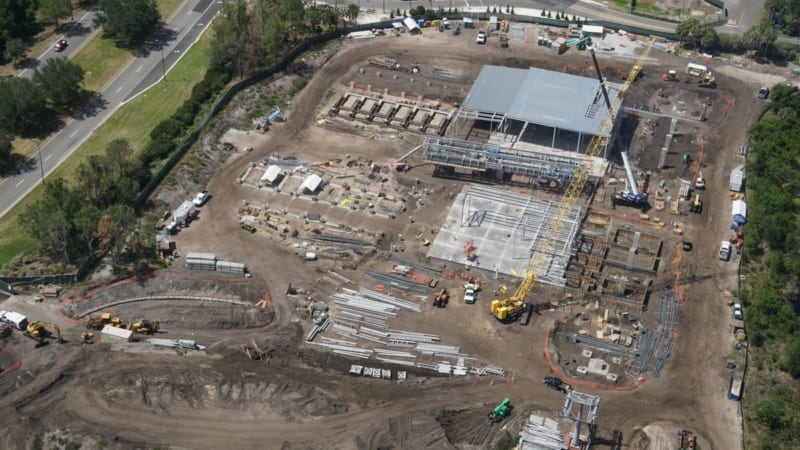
0,310 -> 29,330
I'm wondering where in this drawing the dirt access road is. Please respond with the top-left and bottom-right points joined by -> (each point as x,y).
0,24 -> 779,449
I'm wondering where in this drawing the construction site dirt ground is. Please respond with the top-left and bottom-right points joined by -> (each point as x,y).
0,24 -> 779,450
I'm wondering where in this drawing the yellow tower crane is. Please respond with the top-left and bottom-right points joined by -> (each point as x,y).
490,37 -> 657,323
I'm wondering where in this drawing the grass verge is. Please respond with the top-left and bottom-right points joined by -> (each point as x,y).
0,30 -> 212,268
10,0 -> 185,158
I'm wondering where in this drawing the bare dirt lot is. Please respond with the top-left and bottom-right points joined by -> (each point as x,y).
0,23 -> 782,450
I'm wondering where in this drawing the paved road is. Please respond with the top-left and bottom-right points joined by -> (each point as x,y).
17,9 -> 100,79
0,0 -> 222,219
363,0 -> 758,35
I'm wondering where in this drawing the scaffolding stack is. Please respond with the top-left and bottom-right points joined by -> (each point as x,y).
652,294 -> 679,377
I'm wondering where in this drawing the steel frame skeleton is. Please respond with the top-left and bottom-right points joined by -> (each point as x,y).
423,135 -> 582,181
456,184 -> 582,285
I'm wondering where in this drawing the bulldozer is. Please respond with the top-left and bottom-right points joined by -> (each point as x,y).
127,319 -> 159,334
661,70 -> 679,82
432,289 -> 449,308
490,271 -> 535,324
698,75 -> 717,88
25,321 -> 63,347
86,312 -> 123,330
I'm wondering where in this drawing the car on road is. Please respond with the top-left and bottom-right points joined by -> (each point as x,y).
476,32 -> 486,45
682,240 -> 693,252
53,39 -> 67,52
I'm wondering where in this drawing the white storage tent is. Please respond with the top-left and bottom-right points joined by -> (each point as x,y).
260,165 -> 284,186
300,174 -> 323,195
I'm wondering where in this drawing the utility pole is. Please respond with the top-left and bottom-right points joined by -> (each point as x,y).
38,150 -> 45,185
161,46 -> 167,81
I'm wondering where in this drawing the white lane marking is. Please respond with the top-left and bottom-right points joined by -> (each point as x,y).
44,154 -> 52,162
16,179 -> 25,187
136,65 -> 143,73
70,130 -> 78,138
116,86 -> 123,93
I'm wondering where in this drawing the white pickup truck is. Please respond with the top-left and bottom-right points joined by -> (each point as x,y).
476,31 -> 486,45
463,282 -> 479,304
719,241 -> 732,261
193,191 -> 210,207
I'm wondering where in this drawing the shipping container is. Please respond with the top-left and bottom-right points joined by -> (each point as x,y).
184,252 -> 217,262
728,376 -> 743,401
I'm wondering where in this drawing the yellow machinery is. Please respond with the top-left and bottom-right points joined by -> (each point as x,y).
490,38 -> 657,323
86,312 -> 123,330
25,321 -> 63,345
490,271 -> 535,322
698,75 -> 717,88
128,319 -> 159,334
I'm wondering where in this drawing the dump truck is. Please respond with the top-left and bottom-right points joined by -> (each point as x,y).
86,313 -> 123,330
128,319 -> 159,334
488,398 -> 512,424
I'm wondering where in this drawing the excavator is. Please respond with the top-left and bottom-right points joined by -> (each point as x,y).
25,321 -> 63,347
490,271 -> 535,324
86,312 -> 123,330
128,319 -> 159,334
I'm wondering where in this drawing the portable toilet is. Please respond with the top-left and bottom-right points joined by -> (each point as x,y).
489,16 -> 498,30
417,19 -> 425,28
463,17 -> 474,28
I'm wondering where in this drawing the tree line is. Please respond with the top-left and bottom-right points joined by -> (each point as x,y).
14,0 -> 354,274
18,139 -> 156,273
741,84 -> 800,448
676,16 -> 794,61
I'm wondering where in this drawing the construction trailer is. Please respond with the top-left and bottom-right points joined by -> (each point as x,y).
173,200 -> 196,223
101,325 -> 134,342
730,165 -> 744,192
728,375 -> 743,401
0,311 -> 28,330
686,63 -> 710,77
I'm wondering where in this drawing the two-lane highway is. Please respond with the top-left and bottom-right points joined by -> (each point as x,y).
18,9 -> 100,79
0,0 -> 223,219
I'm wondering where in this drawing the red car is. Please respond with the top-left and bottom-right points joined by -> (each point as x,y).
53,39 -> 67,52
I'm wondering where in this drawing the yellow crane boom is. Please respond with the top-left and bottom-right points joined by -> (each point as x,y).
490,38 -> 657,322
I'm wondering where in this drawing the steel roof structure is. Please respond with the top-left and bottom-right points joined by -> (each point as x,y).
459,65 -> 623,137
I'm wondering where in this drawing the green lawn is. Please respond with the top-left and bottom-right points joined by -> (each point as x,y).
0,31 -> 212,269
75,0 -> 185,92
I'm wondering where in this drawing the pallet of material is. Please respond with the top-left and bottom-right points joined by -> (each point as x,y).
340,95 -> 362,112
410,110 -> 429,130
357,98 -> 378,120
390,106 -> 412,127
374,102 -> 396,120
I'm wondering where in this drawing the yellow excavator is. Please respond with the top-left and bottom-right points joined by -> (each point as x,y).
128,319 -> 159,334
86,312 -> 123,330
25,321 -> 64,347
490,271 -> 535,324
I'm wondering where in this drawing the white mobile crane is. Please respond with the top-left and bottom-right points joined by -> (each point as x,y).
489,37 -> 657,324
